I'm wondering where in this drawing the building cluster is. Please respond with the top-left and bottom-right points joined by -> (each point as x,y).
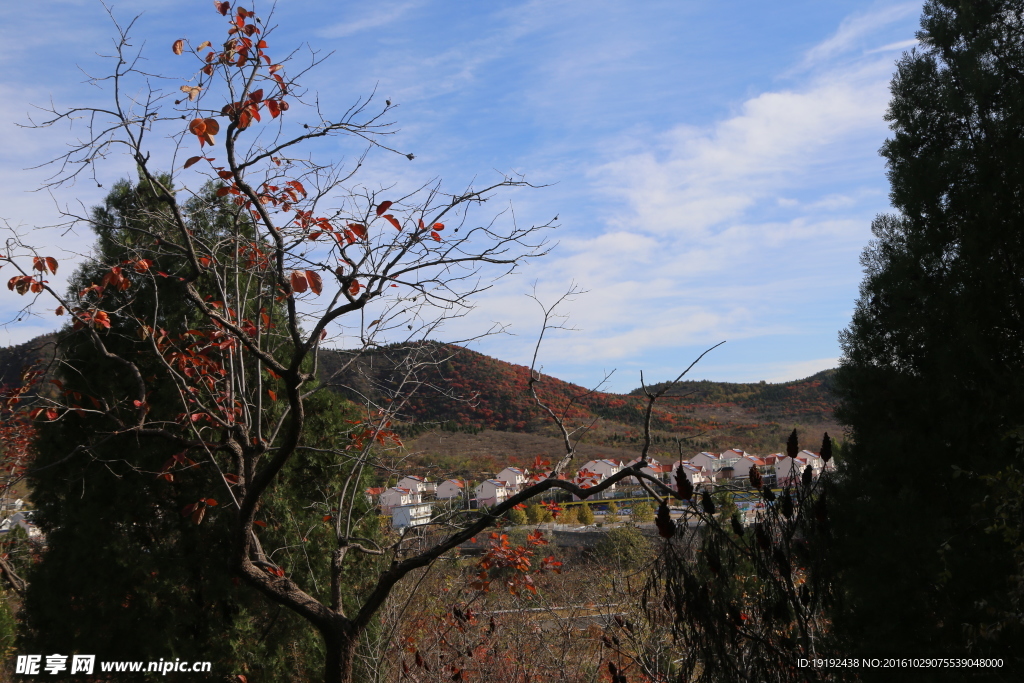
367,449 -> 834,529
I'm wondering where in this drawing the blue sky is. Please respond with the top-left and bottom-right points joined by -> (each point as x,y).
0,1 -> 923,391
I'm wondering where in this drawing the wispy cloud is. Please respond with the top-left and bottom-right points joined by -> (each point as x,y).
799,1 -> 919,67
317,1 -> 424,39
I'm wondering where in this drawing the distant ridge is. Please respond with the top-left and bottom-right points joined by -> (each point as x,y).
0,335 -> 840,468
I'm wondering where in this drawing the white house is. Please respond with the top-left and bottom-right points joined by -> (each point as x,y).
670,462 -> 707,495
391,502 -> 432,529
0,511 -> 41,538
364,487 -> 386,506
379,486 -> 420,512
799,450 -> 830,476
586,459 -> 622,478
436,479 -> 465,500
774,455 -> 810,484
496,467 -> 529,491
397,475 -> 431,495
731,454 -> 766,480
475,479 -> 512,507
690,452 -> 721,471
624,457 -> 671,483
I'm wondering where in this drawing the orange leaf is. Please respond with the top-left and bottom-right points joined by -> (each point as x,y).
305,270 -> 322,295
45,256 -> 58,273
253,520 -> 267,528
289,271 -> 308,293
348,280 -> 362,296
172,39 -> 185,55
184,156 -> 203,169
55,306 -> 64,316
204,118 -> 221,135
189,118 -> 207,136
197,40 -> 212,51
267,389 -> 277,401
376,200 -> 393,216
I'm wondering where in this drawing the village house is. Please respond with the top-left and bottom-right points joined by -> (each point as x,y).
670,462 -> 708,494
496,466 -> 529,492
391,502 -> 432,529
730,454 -> 766,480
435,479 -> 465,500
397,475 -> 434,495
690,451 -> 721,472
624,457 -> 671,483
364,487 -> 386,506
474,479 -> 512,507
379,486 -> 420,513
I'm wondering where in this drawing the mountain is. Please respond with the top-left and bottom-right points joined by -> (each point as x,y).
316,342 -> 840,478
1,335 -> 840,481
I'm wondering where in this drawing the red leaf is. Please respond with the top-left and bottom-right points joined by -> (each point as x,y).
289,271 -> 308,293
433,223 -> 445,231
223,473 -> 240,485
253,520 -> 268,528
55,306 -> 64,316
205,498 -> 218,507
376,200 -> 393,216
248,89 -> 264,102
45,256 -> 58,273
266,99 -> 280,119
384,214 -> 402,231
305,270 -> 322,295
189,118 -> 207,136
430,231 -> 441,242
348,223 -> 367,239
348,280 -> 362,296
214,1 -> 229,16
184,156 -> 203,170
267,389 -> 277,401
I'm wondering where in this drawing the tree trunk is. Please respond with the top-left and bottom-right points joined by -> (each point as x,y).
322,623 -> 358,683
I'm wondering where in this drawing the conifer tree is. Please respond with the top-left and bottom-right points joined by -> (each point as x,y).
834,0 -> 1024,672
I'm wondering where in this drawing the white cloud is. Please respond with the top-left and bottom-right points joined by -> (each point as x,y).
800,2 -> 920,66
317,1 -> 424,39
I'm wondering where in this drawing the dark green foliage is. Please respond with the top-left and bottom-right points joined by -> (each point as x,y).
833,1 -> 1024,674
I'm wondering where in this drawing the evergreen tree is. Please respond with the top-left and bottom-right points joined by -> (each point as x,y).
22,178 -> 376,681
833,1 -> 1024,673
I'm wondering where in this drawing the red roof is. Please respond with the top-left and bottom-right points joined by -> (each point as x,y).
365,487 -> 386,496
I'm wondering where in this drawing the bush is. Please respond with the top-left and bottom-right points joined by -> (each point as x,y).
526,503 -> 544,525
595,525 -> 650,569
631,501 -> 654,524
604,501 -> 619,524
558,507 -> 579,525
577,503 -> 595,525
508,507 -> 528,526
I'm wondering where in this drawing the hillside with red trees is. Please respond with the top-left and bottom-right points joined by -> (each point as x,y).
317,342 -> 839,460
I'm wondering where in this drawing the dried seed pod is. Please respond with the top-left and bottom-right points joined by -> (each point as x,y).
701,491 -> 716,515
